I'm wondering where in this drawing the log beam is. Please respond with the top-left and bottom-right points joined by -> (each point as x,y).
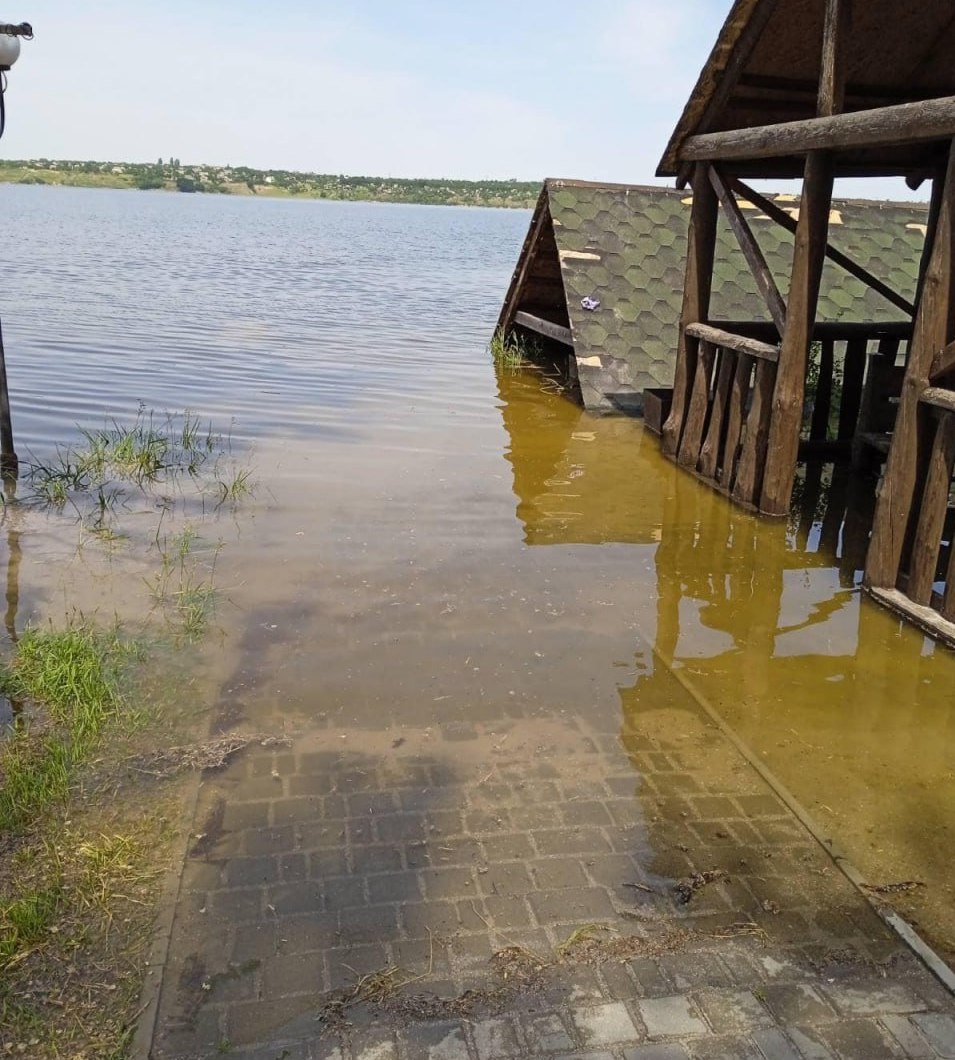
727,177 -> 916,315
709,167 -> 786,334
662,164 -> 719,458
685,323 -> 779,361
513,311 -> 573,347
678,95 -> 955,164
929,339 -> 955,382
866,138 -> 955,588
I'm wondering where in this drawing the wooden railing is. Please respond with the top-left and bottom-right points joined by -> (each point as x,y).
868,383 -> 955,636
670,319 -> 912,509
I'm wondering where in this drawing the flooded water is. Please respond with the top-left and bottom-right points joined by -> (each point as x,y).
3,184 -> 955,980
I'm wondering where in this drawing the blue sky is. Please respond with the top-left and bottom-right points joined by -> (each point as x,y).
1,2 -> 926,199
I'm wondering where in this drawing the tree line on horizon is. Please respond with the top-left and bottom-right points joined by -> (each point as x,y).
0,157 -> 540,208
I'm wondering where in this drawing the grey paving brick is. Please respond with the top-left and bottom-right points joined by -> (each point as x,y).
762,985 -> 836,1025
601,962 -> 639,1000
323,875 -> 367,909
750,1028 -> 802,1060
562,800 -> 614,826
639,996 -> 709,1039
785,1026 -> 836,1059
687,1036 -> 762,1059
529,858 -> 590,890
659,954 -> 733,992
534,828 -> 613,856
629,957 -> 674,997
352,844 -> 403,874
337,902 -> 401,944
819,982 -> 926,1017
368,870 -> 422,904
423,862 -> 478,899
879,1015 -> 934,1059
818,1018 -> 902,1059
529,887 -> 616,923
350,1034 -> 399,1060
479,861 -> 534,895
522,1013 -> 575,1053
261,950 -> 325,995
398,1019 -> 469,1059
469,1016 -> 520,1059
482,894 -> 535,929
695,990 -> 772,1034
481,833 -> 535,861
571,1001 -> 642,1046
623,1046 -> 691,1060
376,813 -> 427,843
910,1013 -> 955,1058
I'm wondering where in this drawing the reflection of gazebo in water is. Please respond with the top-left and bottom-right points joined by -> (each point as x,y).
500,363 -> 877,653
658,0 -> 955,647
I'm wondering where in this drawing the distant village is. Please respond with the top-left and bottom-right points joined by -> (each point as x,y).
0,157 -> 539,208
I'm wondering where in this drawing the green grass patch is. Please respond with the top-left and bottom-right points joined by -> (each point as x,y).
0,624 -> 138,833
487,328 -> 540,370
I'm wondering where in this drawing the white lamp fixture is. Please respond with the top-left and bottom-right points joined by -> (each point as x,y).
0,21 -> 32,139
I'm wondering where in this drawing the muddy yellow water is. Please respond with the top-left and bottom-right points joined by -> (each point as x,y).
4,189 -> 955,975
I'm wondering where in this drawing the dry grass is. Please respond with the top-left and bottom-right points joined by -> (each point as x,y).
0,795 -> 179,1058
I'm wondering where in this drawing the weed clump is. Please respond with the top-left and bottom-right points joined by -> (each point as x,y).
0,623 -> 135,833
487,328 -> 539,369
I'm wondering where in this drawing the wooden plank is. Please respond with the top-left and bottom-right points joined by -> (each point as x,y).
699,348 -> 735,478
838,336 -> 868,439
727,178 -> 916,315
810,338 -> 835,441
733,358 -> 776,504
709,167 -> 786,334
907,411 -> 955,604
497,190 -> 551,333
868,586 -> 955,650
679,96 -> 955,164
717,318 -> 913,340
920,386 -> 955,414
930,338 -> 955,382
685,322 -> 779,361
760,151 -> 834,515
678,340 -> 716,468
662,164 -> 719,458
867,139 -> 955,589
513,311 -> 573,347
693,0 -> 783,139
817,0 -> 850,119
738,72 -> 924,105
720,353 -> 753,486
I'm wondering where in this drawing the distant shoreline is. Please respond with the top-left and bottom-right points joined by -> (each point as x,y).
0,159 -> 539,209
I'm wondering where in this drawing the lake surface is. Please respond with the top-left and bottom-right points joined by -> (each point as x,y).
3,184 -> 955,966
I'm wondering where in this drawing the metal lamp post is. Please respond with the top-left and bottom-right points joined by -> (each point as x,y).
0,20 -> 32,479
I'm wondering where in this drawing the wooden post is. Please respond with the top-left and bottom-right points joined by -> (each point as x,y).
907,411 -> 955,604
0,318 -> 17,481
661,164 -> 718,458
810,338 -> 835,440
866,138 -> 955,588
837,336 -> 868,439
755,158 -> 833,512
677,339 -> 716,467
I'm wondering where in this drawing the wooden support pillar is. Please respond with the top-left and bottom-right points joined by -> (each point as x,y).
757,0 -> 848,514
661,164 -> 718,458
757,151 -> 834,513
867,138 -> 955,588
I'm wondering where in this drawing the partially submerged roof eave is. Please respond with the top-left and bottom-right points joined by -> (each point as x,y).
657,0 -> 764,178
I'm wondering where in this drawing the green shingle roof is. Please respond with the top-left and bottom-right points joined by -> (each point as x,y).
506,179 -> 926,412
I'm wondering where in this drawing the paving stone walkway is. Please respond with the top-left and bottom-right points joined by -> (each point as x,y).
146,669 -> 955,1060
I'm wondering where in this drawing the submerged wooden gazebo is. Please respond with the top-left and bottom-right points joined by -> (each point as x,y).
658,0 -> 955,643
